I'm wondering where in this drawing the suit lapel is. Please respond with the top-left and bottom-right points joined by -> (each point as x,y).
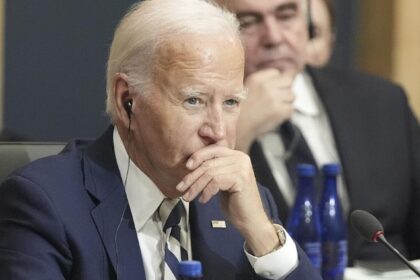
249,141 -> 289,222
309,68 -> 371,212
189,197 -> 256,280
83,126 -> 146,280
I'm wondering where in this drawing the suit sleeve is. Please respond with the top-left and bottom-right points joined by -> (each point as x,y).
0,175 -> 72,279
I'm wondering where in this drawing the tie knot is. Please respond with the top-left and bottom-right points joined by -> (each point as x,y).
158,198 -> 185,231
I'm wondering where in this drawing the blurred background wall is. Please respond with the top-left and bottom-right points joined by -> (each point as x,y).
357,0 -> 420,120
0,0 -> 418,141
1,0 -> 137,141
0,0 -> 4,134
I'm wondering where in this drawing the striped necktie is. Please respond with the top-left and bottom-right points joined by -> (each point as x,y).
159,198 -> 188,279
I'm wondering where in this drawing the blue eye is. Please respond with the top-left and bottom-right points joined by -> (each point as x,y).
184,97 -> 204,109
186,97 -> 199,105
224,99 -> 239,107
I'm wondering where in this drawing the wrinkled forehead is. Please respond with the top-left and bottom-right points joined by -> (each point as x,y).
153,34 -> 244,74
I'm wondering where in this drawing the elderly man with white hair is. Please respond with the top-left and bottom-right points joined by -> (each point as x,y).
0,0 -> 320,279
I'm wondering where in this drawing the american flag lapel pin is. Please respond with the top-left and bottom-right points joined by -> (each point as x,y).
211,220 -> 226,229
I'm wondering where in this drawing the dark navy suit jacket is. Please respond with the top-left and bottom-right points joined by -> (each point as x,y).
0,127 -> 321,279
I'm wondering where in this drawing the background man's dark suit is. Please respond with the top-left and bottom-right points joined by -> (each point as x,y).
0,127 -> 320,280
250,68 -> 420,263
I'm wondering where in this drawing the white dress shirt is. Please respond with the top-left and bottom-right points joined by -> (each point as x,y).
113,128 -> 298,279
259,72 -> 350,216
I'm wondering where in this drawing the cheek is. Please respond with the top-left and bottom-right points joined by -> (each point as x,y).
288,22 -> 309,47
164,116 -> 203,152
243,35 -> 260,58
136,105 -> 178,151
244,50 -> 259,76
291,34 -> 307,53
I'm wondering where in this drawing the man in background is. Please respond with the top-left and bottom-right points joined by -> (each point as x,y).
216,0 -> 420,263
0,0 -> 320,279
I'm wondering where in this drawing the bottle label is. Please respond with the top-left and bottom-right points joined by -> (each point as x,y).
322,240 -> 348,280
302,242 -> 322,270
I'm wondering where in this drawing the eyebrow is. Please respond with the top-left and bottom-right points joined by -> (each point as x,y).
180,88 -> 248,100
181,90 -> 201,97
276,2 -> 298,14
236,2 -> 298,19
234,89 -> 248,100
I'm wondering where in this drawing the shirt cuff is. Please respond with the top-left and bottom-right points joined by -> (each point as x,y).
244,224 -> 298,279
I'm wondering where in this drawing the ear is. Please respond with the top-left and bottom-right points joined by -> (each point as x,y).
113,73 -> 133,129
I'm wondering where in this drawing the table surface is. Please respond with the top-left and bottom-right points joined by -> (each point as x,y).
345,259 -> 420,280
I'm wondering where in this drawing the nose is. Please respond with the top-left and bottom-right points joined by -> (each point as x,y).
262,16 -> 284,47
198,108 -> 226,145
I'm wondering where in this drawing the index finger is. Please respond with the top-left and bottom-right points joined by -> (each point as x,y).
186,145 -> 235,170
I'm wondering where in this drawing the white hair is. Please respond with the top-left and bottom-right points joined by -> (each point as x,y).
105,0 -> 241,123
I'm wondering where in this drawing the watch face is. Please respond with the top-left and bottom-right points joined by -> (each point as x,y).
278,228 -> 286,246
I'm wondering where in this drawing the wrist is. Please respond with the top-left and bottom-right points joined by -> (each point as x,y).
243,221 -> 281,257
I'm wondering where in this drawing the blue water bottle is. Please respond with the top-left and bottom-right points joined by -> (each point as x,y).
287,164 -> 322,271
319,163 -> 348,280
179,260 -> 203,279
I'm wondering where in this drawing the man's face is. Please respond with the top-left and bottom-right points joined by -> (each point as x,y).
224,0 -> 309,77
130,35 -> 245,190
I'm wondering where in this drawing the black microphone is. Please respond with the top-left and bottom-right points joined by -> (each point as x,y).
350,209 -> 420,278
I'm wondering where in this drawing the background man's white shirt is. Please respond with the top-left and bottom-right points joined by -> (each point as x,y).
259,72 -> 350,216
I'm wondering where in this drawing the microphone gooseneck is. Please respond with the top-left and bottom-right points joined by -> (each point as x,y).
350,210 -> 420,278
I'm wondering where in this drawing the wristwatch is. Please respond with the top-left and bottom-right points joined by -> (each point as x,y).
273,224 -> 287,250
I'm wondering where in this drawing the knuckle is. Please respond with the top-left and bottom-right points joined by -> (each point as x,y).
183,171 -> 197,184
204,169 -> 215,179
187,185 -> 198,197
201,161 -> 212,168
182,174 -> 192,185
195,172 -> 213,188
207,180 -> 219,193
184,167 -> 201,184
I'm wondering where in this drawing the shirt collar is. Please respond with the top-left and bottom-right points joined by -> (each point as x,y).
292,72 -> 320,117
113,128 -> 191,232
113,128 -> 166,232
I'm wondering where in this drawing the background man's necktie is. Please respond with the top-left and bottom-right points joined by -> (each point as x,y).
279,121 -> 322,201
159,198 -> 188,279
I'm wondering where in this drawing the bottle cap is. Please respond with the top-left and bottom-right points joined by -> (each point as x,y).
296,164 -> 316,177
322,163 -> 341,175
179,260 -> 202,277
